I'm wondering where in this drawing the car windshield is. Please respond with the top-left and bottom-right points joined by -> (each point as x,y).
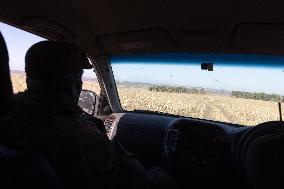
111,53 -> 284,126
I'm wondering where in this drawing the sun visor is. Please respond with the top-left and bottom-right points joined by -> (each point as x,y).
232,23 -> 284,54
21,18 -> 74,41
97,28 -> 175,55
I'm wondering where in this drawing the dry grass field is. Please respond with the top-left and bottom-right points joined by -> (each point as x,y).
118,86 -> 283,126
11,72 -> 101,94
11,73 -> 282,126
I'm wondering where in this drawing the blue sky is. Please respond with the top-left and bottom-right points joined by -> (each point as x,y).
0,22 -> 43,71
1,22 -> 284,95
111,54 -> 284,95
0,22 -> 95,77
112,63 -> 284,94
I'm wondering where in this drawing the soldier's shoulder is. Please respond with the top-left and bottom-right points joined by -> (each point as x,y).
13,91 -> 35,110
14,90 -> 30,101
13,91 -> 41,105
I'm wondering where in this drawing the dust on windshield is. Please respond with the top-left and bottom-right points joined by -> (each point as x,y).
112,54 -> 284,126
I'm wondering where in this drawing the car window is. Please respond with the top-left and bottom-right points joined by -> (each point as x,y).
111,53 -> 284,126
81,68 -> 100,95
0,22 -> 100,95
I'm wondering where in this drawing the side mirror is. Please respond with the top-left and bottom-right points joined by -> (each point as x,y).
78,90 -> 99,116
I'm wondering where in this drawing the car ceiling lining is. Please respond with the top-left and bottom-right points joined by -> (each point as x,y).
1,0 -> 284,57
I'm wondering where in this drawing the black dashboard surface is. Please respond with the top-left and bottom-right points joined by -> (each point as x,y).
107,112 -> 249,188
109,113 -> 248,168
110,113 -> 174,168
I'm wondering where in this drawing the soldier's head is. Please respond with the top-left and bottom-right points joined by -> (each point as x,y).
25,40 -> 92,103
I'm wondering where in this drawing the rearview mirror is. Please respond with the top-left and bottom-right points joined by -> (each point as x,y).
78,90 -> 99,116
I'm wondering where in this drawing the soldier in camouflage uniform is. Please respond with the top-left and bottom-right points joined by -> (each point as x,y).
3,41 -> 176,189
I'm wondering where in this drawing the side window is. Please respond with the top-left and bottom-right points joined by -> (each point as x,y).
10,70 -> 27,93
0,22 -> 43,93
0,22 -> 100,95
82,68 -> 101,96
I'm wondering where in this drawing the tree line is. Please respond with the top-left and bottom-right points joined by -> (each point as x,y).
149,85 -> 206,94
231,91 -> 284,102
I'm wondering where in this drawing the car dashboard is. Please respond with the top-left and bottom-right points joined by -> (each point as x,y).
105,112 -> 249,189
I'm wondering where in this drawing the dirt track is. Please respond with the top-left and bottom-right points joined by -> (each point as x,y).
117,86 -> 282,126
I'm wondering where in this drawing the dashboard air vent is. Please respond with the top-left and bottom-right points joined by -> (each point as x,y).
104,115 -> 116,136
165,129 -> 179,153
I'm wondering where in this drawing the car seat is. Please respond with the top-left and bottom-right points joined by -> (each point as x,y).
0,31 -> 13,116
0,31 -> 62,189
237,121 -> 284,189
0,144 -> 63,189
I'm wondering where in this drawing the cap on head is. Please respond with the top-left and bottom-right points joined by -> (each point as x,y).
25,40 -> 92,79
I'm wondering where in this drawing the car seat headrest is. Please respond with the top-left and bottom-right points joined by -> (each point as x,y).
0,32 -> 13,116
238,121 -> 284,189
